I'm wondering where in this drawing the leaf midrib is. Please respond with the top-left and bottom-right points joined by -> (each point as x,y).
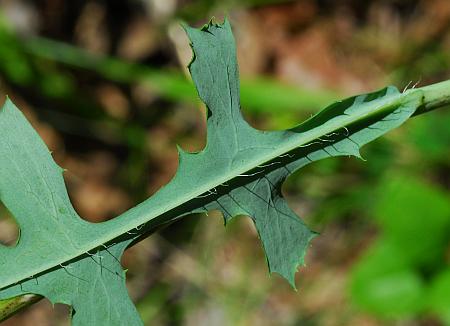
3,90 -> 411,290
110,91 -> 407,232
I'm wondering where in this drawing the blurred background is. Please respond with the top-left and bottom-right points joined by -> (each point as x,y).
0,0 -> 449,325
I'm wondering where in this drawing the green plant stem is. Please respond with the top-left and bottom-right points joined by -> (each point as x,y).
0,294 -> 42,322
413,79 -> 450,116
0,80 -> 449,322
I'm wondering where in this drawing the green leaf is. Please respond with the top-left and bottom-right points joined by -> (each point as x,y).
374,175 -> 450,268
0,99 -> 141,324
182,19 -> 421,286
349,239 -> 425,318
350,175 -> 450,318
0,18 -> 446,324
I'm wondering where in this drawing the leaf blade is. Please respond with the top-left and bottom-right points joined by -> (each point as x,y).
0,17 -> 440,324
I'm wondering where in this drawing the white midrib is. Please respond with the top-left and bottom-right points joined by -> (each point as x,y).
2,90 -> 413,290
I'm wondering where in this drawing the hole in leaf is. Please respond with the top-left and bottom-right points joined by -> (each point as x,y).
0,201 -> 19,247
54,303 -> 71,323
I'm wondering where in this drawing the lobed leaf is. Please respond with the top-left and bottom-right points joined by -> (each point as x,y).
0,18 -> 437,325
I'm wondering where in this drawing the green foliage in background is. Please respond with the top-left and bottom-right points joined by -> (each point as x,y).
0,12 -> 338,116
350,175 -> 450,322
